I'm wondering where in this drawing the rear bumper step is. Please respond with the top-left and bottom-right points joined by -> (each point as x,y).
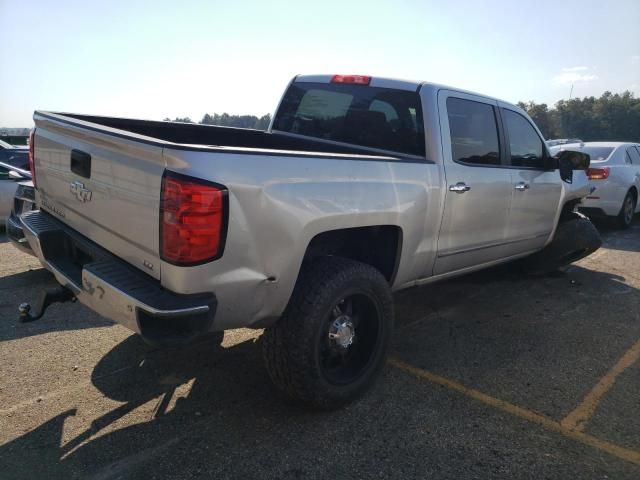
20,210 -> 217,346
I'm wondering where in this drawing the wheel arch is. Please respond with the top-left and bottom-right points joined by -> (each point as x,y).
300,225 -> 403,285
558,198 -> 584,223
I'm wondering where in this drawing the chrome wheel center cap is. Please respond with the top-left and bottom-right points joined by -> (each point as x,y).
328,316 -> 355,349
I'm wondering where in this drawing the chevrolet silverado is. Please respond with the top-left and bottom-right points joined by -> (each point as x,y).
18,74 -> 600,409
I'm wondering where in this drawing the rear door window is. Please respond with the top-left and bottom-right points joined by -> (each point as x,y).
502,109 -> 544,169
273,82 -> 425,157
627,146 -> 640,164
446,97 -> 501,166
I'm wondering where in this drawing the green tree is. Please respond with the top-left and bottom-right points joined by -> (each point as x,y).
163,117 -> 194,123
519,91 -> 640,142
199,112 -> 272,130
517,101 -> 558,138
255,114 -> 272,130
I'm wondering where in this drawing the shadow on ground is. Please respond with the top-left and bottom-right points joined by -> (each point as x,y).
590,215 -> 640,253
0,269 -> 111,342
2,261 -> 639,479
392,265 -> 639,420
0,334 -> 285,479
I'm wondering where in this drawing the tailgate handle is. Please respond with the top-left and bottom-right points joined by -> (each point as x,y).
70,149 -> 91,178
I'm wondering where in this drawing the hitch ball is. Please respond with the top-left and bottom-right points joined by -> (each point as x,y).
18,303 -> 32,318
18,286 -> 75,323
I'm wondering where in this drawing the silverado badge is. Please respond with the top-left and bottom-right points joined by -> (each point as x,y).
70,181 -> 92,203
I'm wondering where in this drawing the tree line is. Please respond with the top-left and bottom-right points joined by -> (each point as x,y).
163,113 -> 271,130
518,91 -> 640,141
164,90 -> 639,141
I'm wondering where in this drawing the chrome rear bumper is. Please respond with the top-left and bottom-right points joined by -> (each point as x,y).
20,210 -> 216,346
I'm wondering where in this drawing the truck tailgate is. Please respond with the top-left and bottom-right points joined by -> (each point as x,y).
33,113 -> 165,280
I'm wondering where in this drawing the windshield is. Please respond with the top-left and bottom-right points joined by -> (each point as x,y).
273,82 -> 425,157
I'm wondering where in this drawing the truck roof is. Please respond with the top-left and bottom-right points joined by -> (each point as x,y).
294,74 -> 519,109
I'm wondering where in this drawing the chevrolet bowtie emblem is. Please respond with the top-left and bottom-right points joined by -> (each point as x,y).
70,181 -> 92,203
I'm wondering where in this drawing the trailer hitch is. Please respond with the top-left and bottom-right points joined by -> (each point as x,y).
18,286 -> 76,323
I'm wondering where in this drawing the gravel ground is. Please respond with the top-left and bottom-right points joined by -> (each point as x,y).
0,221 -> 639,479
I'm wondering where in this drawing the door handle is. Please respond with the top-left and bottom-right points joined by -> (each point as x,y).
514,182 -> 530,191
449,182 -> 471,193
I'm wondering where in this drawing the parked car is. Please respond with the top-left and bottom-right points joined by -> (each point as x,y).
0,161 -> 32,224
546,138 -> 583,148
0,139 -> 29,170
20,74 -> 600,409
6,180 -> 37,255
550,142 -> 640,228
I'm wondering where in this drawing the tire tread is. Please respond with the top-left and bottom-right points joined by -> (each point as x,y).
262,256 -> 393,409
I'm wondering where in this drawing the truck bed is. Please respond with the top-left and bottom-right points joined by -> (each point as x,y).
57,112 -> 386,157
32,110 -> 407,286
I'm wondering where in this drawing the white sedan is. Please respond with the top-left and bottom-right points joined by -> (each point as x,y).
0,161 -> 32,224
551,142 -> 640,228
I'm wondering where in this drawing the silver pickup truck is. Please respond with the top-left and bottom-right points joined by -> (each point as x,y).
20,74 -> 600,409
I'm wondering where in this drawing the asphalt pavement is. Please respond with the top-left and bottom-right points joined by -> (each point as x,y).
0,221 -> 639,479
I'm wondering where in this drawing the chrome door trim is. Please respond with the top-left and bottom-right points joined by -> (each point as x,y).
437,231 -> 550,258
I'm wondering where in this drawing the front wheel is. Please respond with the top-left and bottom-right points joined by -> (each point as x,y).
262,257 -> 394,410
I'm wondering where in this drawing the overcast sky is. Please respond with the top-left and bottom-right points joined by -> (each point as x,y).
1,0 -> 639,126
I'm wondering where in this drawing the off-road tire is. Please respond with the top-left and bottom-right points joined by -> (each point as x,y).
262,256 -> 394,410
521,212 -> 602,276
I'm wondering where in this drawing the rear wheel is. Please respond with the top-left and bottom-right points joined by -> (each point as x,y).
617,190 -> 637,229
262,256 -> 394,410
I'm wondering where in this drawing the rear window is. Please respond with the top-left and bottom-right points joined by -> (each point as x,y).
273,82 -> 425,157
551,146 -> 614,162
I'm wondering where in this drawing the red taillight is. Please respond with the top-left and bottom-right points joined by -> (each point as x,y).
160,171 -> 227,265
28,129 -> 36,187
587,167 -> 610,180
331,74 -> 371,85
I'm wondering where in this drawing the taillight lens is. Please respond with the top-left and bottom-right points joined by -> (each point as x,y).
587,167 -> 610,180
331,74 -> 371,85
28,129 -> 36,187
160,171 -> 227,265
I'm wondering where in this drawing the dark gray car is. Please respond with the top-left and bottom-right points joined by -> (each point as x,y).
1,162 -> 32,222
0,139 -> 29,170
5,178 -> 37,256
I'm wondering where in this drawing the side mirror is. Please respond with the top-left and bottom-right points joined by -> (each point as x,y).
555,150 -> 591,184
543,156 -> 559,170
